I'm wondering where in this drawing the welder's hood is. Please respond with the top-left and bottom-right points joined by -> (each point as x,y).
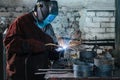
34,0 -> 58,28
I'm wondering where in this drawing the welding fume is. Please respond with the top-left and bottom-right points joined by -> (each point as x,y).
3,0 -> 60,80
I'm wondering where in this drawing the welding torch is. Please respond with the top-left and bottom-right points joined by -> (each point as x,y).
45,41 -> 81,51
45,43 -> 61,47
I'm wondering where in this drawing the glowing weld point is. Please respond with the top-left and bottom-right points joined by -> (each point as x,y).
62,45 -> 67,50
56,45 -> 68,51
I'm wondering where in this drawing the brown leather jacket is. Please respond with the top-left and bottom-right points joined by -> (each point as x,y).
4,12 -> 58,79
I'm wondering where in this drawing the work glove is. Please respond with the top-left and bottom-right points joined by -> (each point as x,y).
45,43 -> 59,51
45,43 -> 60,60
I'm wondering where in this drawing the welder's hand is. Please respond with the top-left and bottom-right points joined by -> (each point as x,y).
6,54 -> 16,78
27,39 -> 46,53
6,63 -> 16,78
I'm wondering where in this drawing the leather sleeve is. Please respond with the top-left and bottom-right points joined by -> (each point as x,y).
3,18 -> 46,60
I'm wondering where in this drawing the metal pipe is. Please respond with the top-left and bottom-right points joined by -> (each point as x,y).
35,69 -> 73,75
37,69 -> 72,71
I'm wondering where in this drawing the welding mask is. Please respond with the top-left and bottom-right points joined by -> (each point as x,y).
34,0 -> 58,28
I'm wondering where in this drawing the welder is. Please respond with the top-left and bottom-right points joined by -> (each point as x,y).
3,0 -> 59,80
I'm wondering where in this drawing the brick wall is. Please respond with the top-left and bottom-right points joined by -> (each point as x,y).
0,6 -> 115,40
0,6 -> 29,33
51,9 -> 115,40
0,6 -> 29,23
83,10 -> 115,40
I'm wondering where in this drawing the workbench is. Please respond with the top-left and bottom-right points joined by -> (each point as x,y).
44,71 -> 120,80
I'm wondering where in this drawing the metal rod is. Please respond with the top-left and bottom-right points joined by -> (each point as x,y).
38,69 -> 73,71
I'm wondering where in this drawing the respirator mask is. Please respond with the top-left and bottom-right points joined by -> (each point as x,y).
34,0 -> 58,28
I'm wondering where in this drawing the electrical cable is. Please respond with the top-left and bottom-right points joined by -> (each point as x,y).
25,53 -> 32,80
